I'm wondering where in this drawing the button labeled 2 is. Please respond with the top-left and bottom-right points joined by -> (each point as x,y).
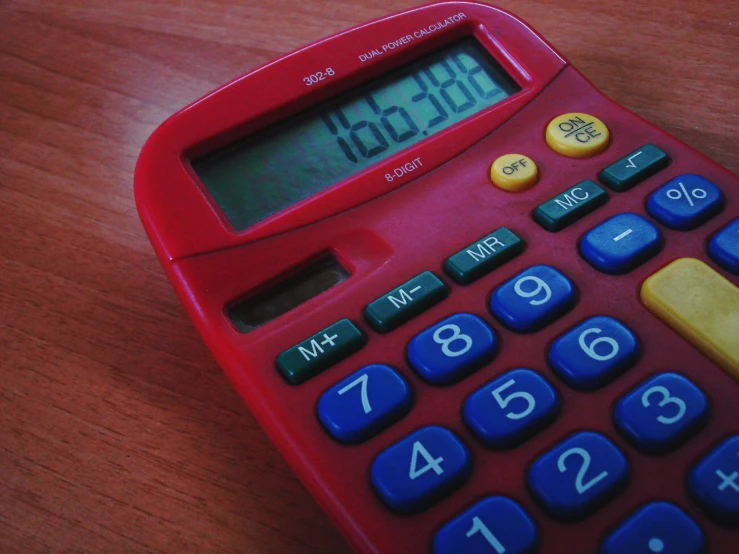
528,431 -> 629,520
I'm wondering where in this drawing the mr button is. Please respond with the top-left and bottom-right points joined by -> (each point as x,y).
546,113 -> 610,158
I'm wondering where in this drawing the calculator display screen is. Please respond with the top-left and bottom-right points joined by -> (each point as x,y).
192,38 -> 520,231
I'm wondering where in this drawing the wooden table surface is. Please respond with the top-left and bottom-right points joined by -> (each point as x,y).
1,1 -> 737,552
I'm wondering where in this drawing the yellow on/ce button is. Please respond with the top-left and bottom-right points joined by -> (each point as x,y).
490,154 -> 538,192
546,112 -> 610,158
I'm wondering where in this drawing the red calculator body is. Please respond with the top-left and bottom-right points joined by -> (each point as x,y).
135,3 -> 739,552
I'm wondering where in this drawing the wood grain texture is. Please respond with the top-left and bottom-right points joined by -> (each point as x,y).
0,1 -> 736,552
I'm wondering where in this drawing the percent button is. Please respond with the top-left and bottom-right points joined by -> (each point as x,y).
646,174 -> 724,230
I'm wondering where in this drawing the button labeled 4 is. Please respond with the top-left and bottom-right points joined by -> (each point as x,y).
371,426 -> 471,514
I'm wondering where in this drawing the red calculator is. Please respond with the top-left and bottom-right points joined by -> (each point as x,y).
135,2 -> 739,552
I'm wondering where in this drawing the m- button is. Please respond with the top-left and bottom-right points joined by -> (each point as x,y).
364,271 -> 448,333
546,112 -> 610,158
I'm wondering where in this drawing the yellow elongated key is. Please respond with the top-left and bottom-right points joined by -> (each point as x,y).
641,258 -> 739,381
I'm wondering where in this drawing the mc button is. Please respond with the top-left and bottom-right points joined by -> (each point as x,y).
546,113 -> 610,158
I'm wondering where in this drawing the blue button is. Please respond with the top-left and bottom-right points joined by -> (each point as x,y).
490,265 -> 577,333
601,502 -> 705,554
708,218 -> 739,274
317,364 -> 412,443
688,435 -> 739,524
408,313 -> 498,385
371,426 -> 472,513
464,369 -> 560,448
647,174 -> 724,230
433,497 -> 538,554
580,213 -> 663,274
528,431 -> 628,520
549,316 -> 640,390
614,373 -> 708,454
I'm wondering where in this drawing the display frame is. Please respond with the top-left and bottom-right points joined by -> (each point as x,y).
192,38 -> 522,232
135,3 -> 567,262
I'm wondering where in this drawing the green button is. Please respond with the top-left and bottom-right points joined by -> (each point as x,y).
533,180 -> 608,232
444,227 -> 525,285
276,319 -> 366,385
364,271 -> 448,333
599,144 -> 670,192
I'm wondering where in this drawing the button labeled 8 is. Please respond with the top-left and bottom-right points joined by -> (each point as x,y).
408,313 -> 499,385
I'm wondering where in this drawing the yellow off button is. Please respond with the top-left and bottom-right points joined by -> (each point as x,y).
490,154 -> 538,192
546,113 -> 610,158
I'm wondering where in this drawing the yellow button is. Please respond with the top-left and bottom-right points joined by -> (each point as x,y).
545,113 -> 610,158
490,154 -> 538,192
641,258 -> 739,381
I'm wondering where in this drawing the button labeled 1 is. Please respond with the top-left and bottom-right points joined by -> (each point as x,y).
433,497 -> 538,554
528,431 -> 629,520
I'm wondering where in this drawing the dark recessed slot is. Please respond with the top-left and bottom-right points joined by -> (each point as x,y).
227,255 -> 349,333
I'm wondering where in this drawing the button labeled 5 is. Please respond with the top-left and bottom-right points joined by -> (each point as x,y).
464,369 -> 560,448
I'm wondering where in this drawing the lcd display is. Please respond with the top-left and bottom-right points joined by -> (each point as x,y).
192,38 -> 520,231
